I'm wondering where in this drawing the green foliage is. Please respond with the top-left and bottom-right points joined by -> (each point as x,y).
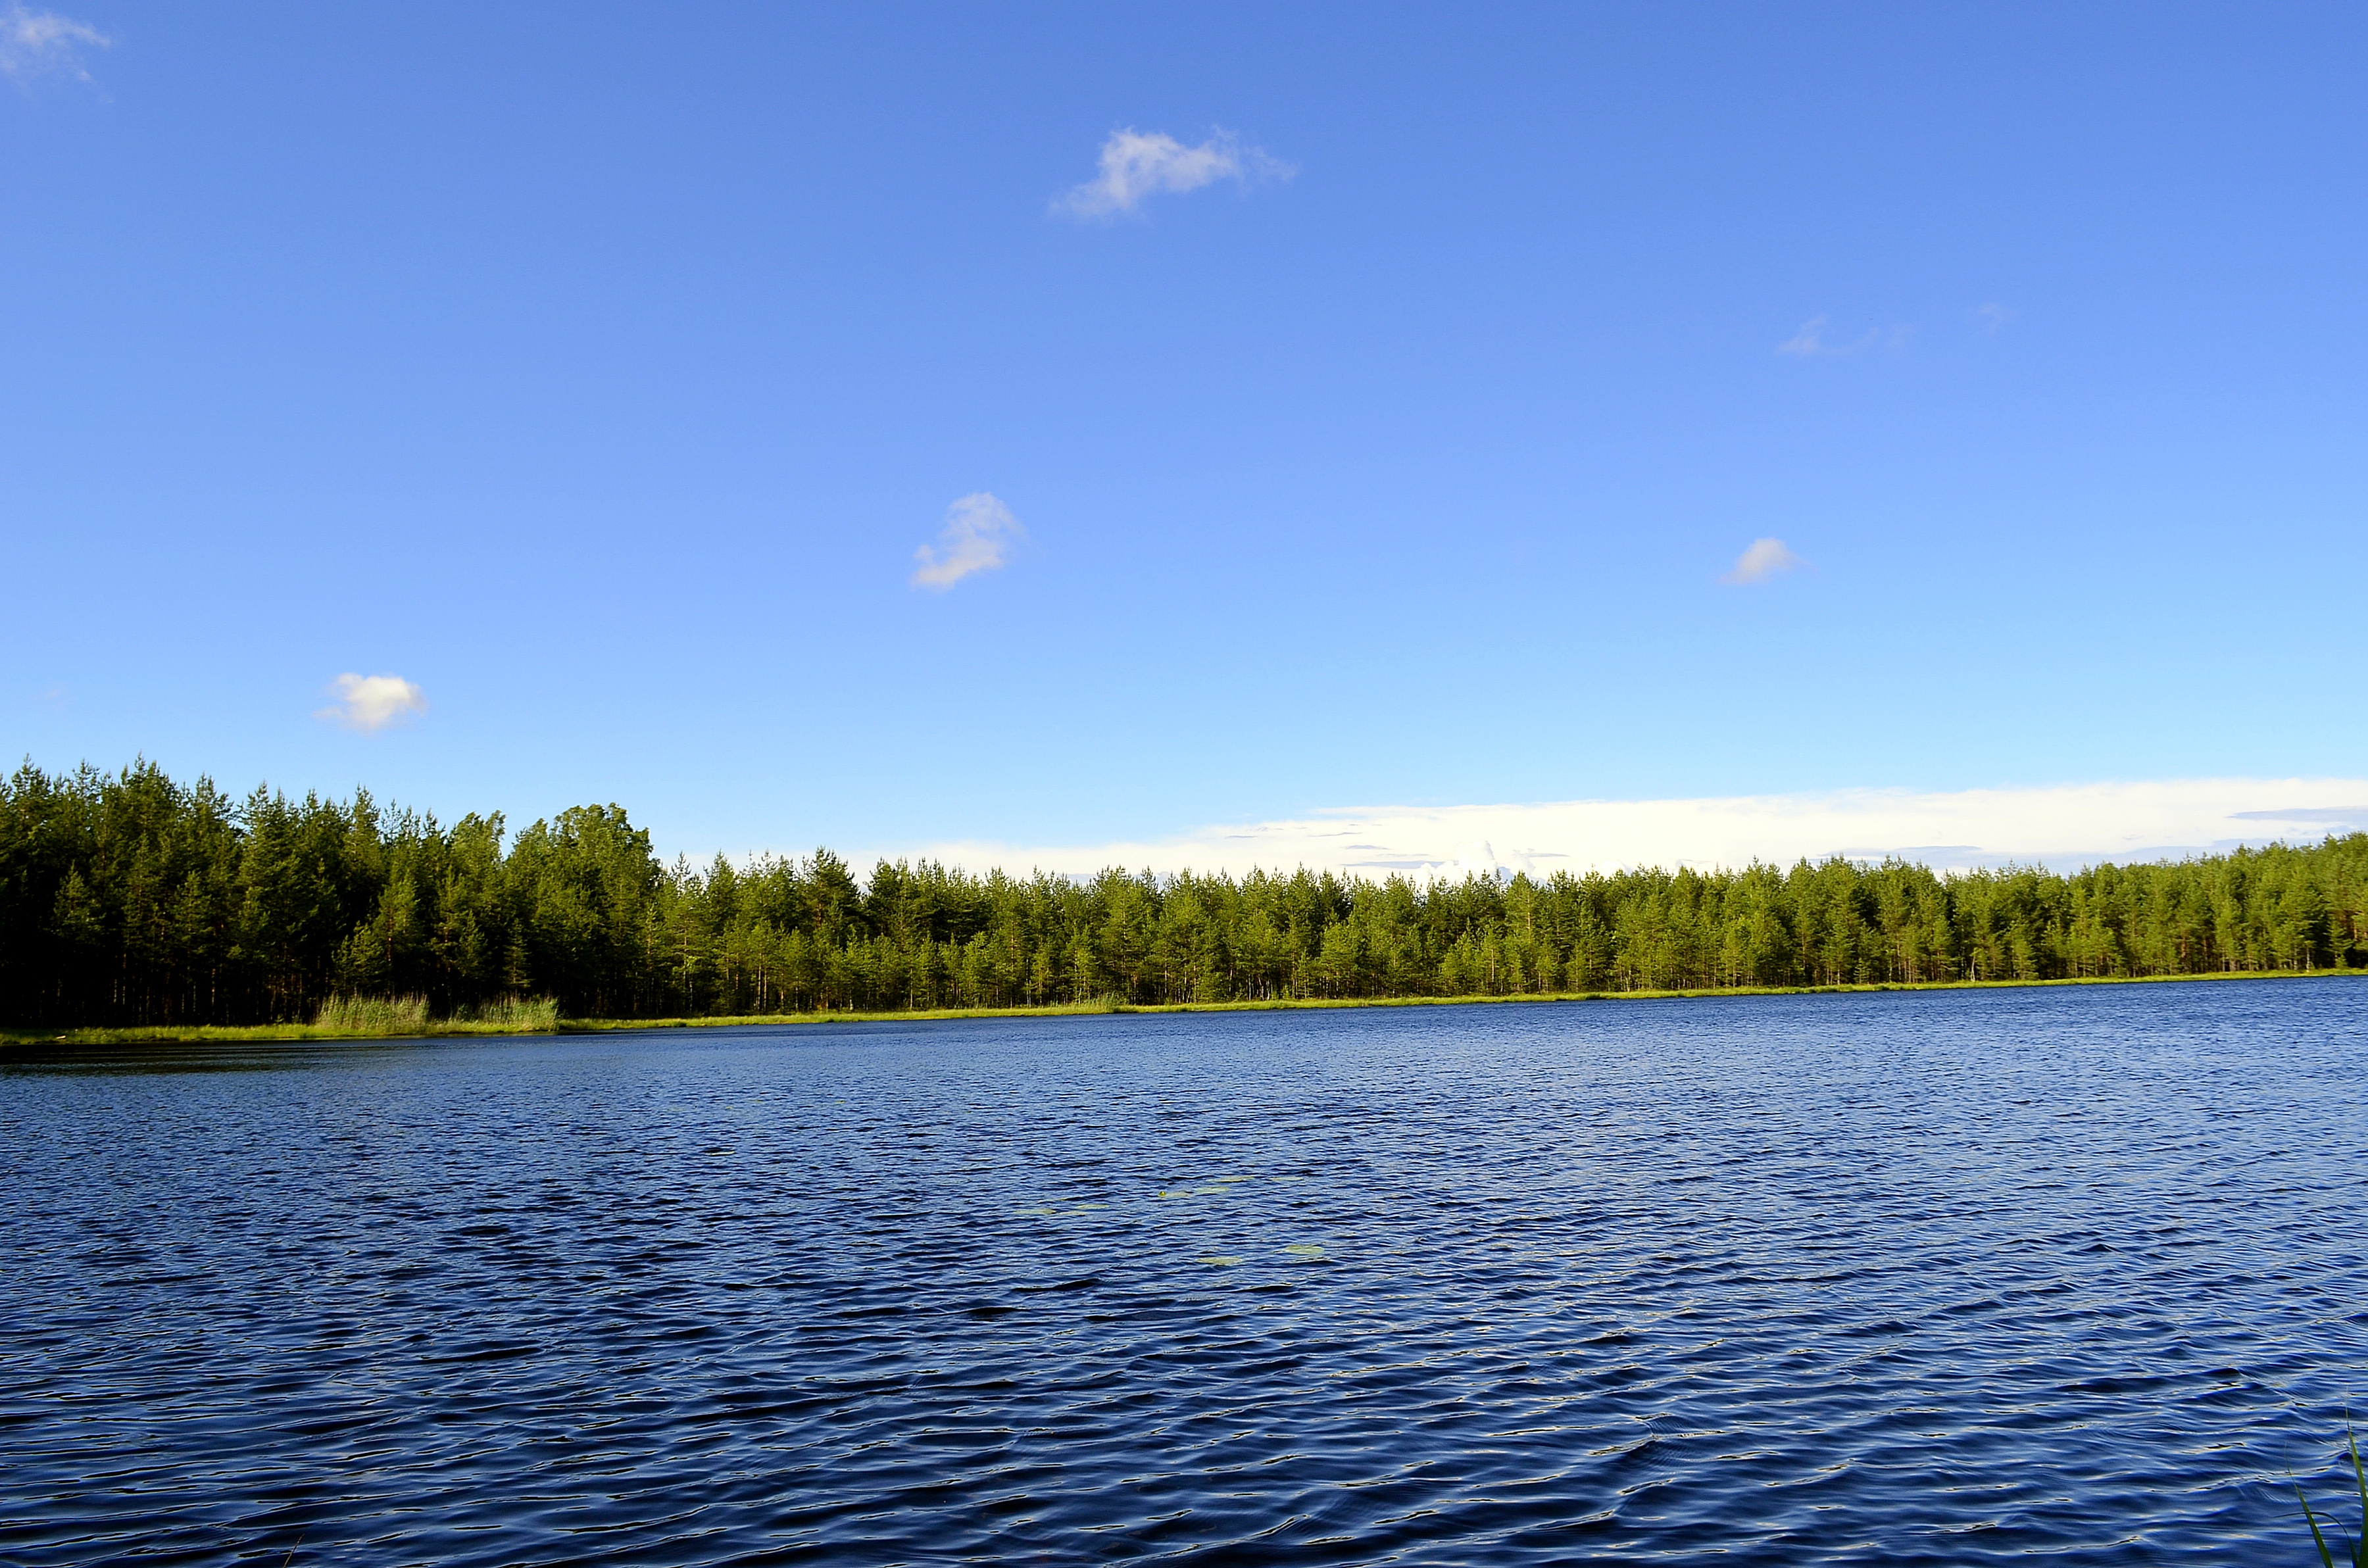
4,759 -> 2365,1027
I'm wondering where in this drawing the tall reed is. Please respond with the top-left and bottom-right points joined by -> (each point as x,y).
450,995 -> 560,1031
2298,1426 -> 2368,1567
311,994 -> 559,1034
314,994 -> 431,1034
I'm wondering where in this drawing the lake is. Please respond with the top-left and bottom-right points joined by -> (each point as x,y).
5,978 -> 2365,1565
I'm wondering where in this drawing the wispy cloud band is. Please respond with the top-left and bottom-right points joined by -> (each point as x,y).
1,3 -> 108,82
868,779 -> 2368,882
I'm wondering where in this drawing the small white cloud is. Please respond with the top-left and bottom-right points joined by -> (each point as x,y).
1776,316 -> 1908,356
1721,537 -> 1805,585
912,492 -> 1024,591
1777,316 -> 1840,356
1054,127 -> 1291,219
1977,302 -> 2016,334
1,3 -> 109,82
317,673 -> 427,732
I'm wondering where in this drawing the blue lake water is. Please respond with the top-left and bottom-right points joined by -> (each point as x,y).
5,979 -> 2367,1565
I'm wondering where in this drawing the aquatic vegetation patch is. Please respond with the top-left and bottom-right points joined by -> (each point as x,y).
316,994 -> 430,1034
315,993 -> 560,1037
447,995 -> 561,1031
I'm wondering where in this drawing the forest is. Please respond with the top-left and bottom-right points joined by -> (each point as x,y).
3,760 -> 2363,1029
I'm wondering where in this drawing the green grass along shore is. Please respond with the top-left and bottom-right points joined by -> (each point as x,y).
7,964 -> 2360,1048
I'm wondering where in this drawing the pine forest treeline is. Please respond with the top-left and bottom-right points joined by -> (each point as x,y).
5,760 -> 2365,1029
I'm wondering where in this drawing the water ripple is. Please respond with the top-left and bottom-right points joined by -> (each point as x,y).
3,979 -> 2365,1564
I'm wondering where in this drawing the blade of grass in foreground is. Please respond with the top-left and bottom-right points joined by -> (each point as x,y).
2296,1423 -> 2368,1567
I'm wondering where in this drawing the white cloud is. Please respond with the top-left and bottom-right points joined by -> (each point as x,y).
1054,128 -> 1291,218
1777,316 -> 1846,355
872,777 -> 2368,881
1776,316 -> 1910,356
1977,302 -> 2016,334
1721,537 -> 1804,585
317,673 -> 426,732
911,492 -> 1024,591
1,3 -> 108,82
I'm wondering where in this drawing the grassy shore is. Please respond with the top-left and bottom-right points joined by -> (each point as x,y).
2,994 -> 560,1047
0,1017 -> 566,1048
566,965 -> 2367,1033
12,964 -> 2356,1047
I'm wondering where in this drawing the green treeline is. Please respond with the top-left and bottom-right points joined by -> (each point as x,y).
5,760 -> 2365,1029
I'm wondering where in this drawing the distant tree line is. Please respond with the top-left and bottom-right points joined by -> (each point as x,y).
3,760 -> 2363,1029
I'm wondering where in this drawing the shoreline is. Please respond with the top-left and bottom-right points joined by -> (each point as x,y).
7,965 -> 2363,1047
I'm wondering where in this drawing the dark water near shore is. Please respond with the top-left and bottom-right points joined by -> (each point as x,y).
6,981 -> 2368,1565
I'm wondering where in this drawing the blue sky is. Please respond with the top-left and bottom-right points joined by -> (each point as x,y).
5,3 -> 2364,865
